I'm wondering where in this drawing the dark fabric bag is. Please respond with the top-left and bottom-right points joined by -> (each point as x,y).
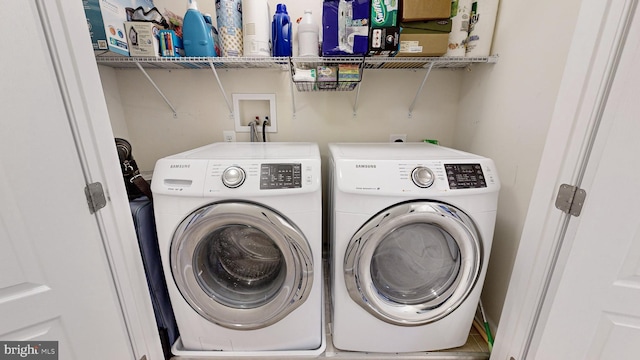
129,198 -> 178,359
115,138 -> 153,201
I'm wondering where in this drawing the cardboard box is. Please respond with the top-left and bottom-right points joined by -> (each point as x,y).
369,0 -> 400,56
401,0 -> 451,21
83,0 -> 154,56
400,19 -> 452,33
317,66 -> 338,89
396,19 -> 450,56
396,30 -> 449,56
338,64 -> 361,82
124,22 -> 161,57
322,0 -> 370,56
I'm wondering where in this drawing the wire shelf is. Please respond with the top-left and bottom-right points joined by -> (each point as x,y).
95,56 -> 291,70
96,55 -> 498,70
95,54 -> 497,115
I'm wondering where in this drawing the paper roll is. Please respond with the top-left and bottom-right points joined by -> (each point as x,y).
216,0 -> 243,57
445,0 -> 472,57
242,0 -> 270,57
465,0 -> 499,57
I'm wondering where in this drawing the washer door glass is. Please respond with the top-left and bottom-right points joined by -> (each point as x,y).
193,224 -> 286,309
171,201 -> 313,330
344,201 -> 481,326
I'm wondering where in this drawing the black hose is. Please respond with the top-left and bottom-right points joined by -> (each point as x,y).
262,120 -> 267,142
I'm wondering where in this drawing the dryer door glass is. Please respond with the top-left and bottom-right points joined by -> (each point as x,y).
344,201 -> 481,326
371,223 -> 461,305
171,201 -> 314,330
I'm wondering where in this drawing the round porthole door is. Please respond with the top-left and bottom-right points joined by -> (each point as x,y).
344,201 -> 482,326
171,201 -> 313,330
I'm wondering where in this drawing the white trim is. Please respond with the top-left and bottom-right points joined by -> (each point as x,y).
233,93 -> 278,133
491,0 -> 638,359
53,1 -> 164,359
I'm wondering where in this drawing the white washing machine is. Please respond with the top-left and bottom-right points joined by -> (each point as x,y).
152,142 -> 324,353
329,143 -> 500,352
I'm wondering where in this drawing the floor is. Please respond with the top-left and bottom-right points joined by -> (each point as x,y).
321,279 -> 490,360
322,327 -> 489,360
169,264 -> 490,359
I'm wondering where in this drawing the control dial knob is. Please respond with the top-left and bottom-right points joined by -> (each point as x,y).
411,166 -> 435,188
222,166 -> 246,188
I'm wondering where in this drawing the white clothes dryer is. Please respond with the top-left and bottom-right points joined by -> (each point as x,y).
152,142 -> 323,353
329,143 -> 500,352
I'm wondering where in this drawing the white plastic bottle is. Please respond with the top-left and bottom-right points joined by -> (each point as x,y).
297,9 -> 319,57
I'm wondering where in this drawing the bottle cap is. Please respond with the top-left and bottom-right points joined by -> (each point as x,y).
276,4 -> 287,13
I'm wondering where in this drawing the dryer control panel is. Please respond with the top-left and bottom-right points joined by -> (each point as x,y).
335,158 -> 498,196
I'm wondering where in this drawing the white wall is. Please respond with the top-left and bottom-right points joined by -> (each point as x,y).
97,0 -> 583,335
100,65 -> 130,139
454,0 -> 581,330
104,67 -> 463,171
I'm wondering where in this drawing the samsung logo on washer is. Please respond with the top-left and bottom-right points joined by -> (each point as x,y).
355,164 -> 376,169
170,164 -> 190,169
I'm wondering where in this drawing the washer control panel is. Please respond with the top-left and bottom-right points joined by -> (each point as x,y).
260,163 -> 302,189
444,163 -> 486,189
152,157 -> 320,196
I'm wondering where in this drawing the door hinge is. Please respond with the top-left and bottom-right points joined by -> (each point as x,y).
84,182 -> 107,214
555,184 -> 587,217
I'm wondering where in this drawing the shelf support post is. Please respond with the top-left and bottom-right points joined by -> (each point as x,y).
289,64 -> 297,117
353,82 -> 362,116
135,62 -> 177,118
208,60 -> 234,115
408,62 -> 435,118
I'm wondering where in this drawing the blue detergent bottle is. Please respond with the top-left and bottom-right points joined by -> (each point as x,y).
182,0 -> 216,57
272,4 -> 292,57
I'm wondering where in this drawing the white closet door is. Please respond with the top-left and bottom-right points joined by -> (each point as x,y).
531,3 -> 640,358
0,1 -> 134,358
492,1 -> 640,359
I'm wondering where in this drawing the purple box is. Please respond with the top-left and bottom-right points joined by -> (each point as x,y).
322,0 -> 370,56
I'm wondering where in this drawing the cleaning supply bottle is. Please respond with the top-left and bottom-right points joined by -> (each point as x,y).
271,4 -> 292,57
203,13 -> 221,56
297,9 -> 319,57
182,0 -> 216,57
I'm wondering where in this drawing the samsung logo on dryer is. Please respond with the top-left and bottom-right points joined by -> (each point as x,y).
170,164 -> 190,169
355,164 -> 376,169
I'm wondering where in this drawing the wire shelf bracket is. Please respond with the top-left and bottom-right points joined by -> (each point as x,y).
208,60 -> 233,115
408,62 -> 435,118
134,62 -> 177,118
